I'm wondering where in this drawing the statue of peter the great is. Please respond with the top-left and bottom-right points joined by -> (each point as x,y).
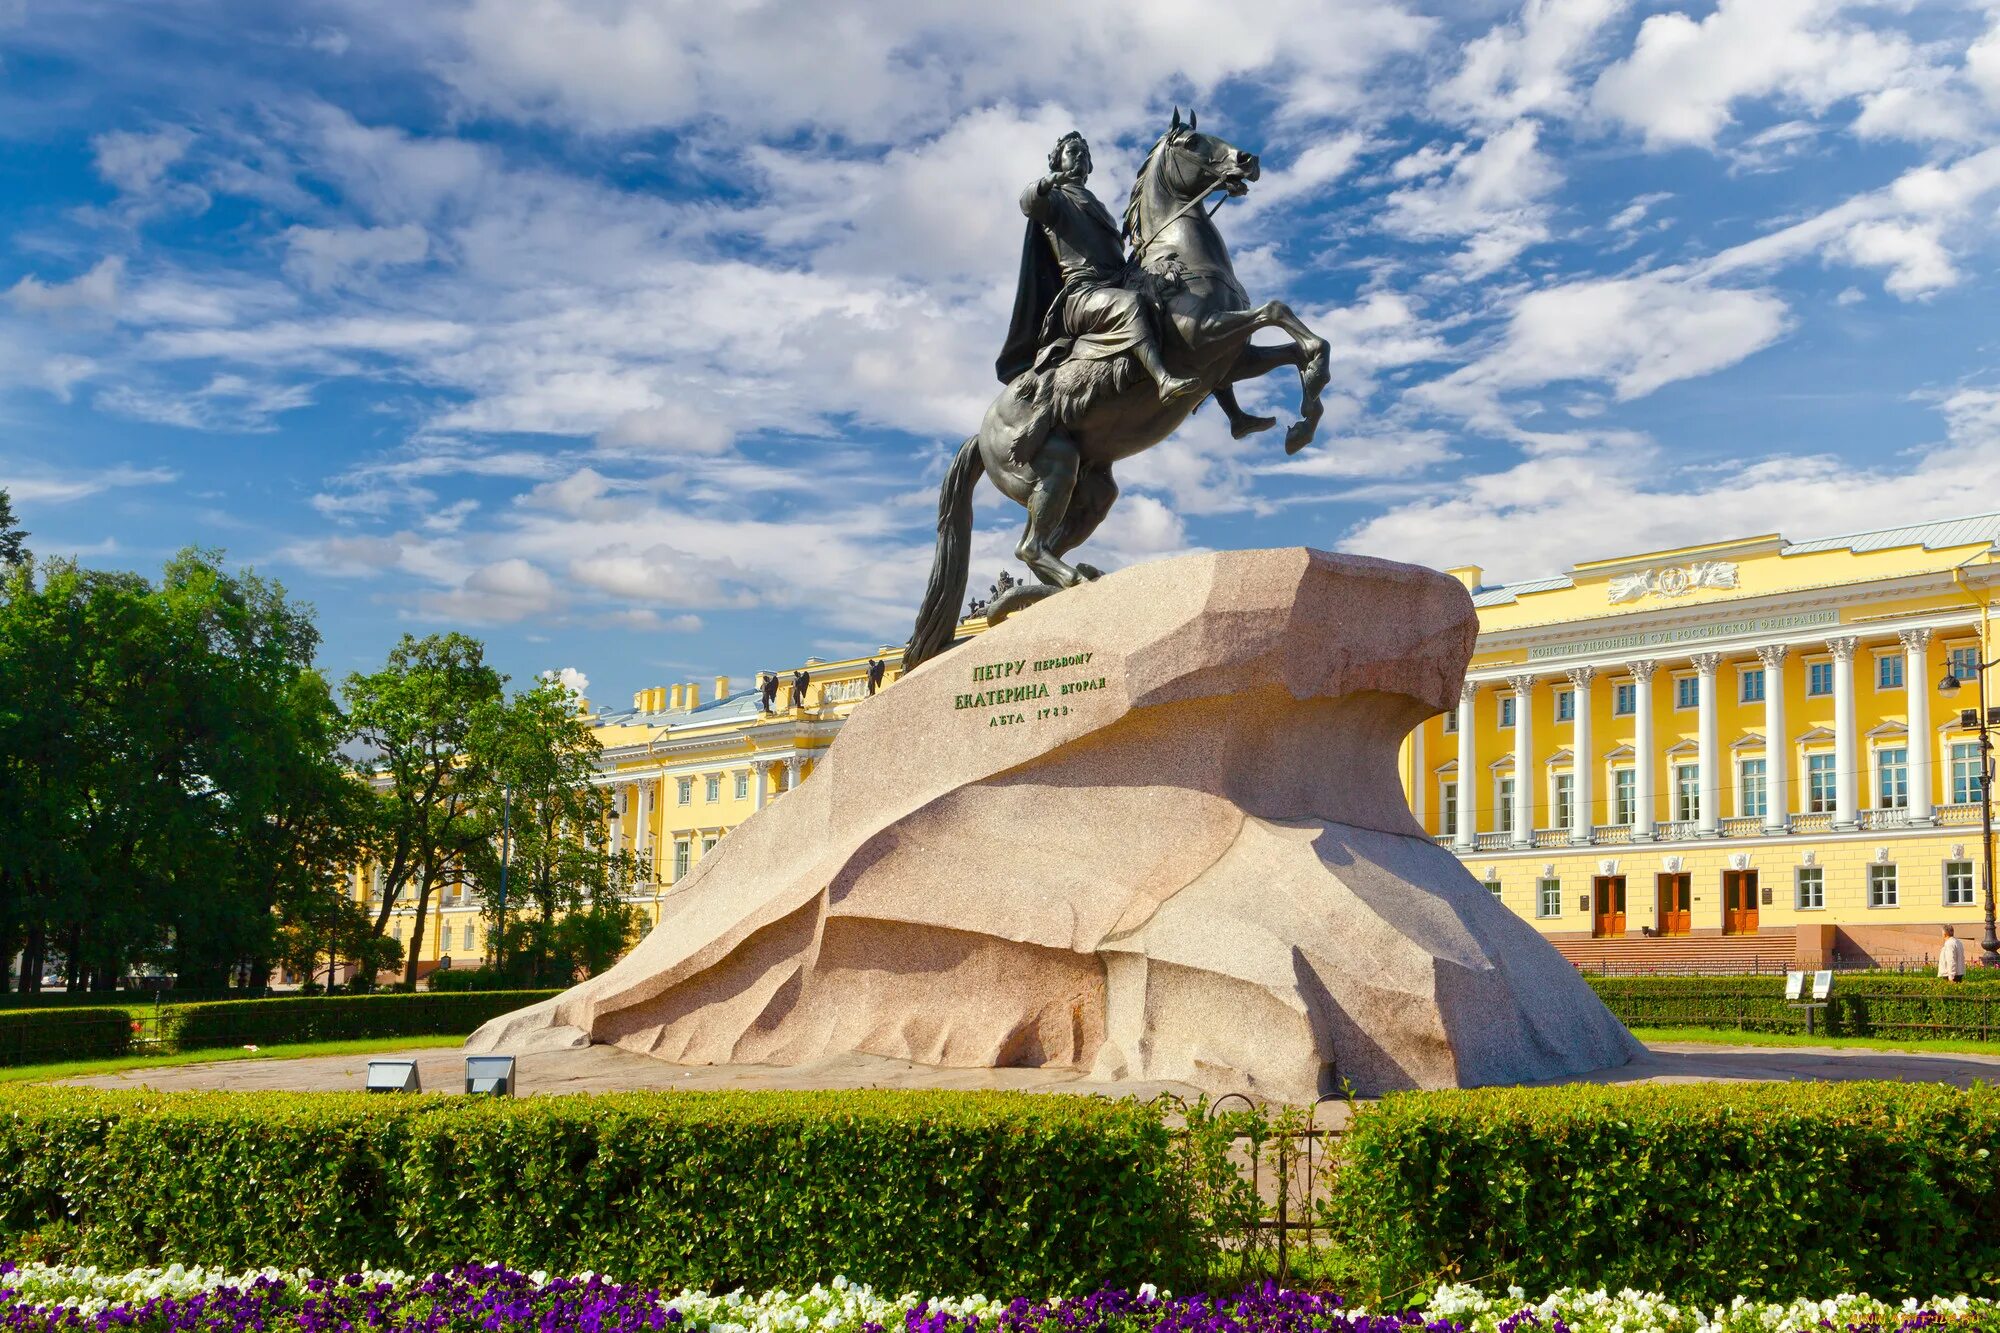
996,131 -> 1200,404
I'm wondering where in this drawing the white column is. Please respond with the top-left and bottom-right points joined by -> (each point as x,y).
1902,628 -> 1934,825
1629,661 -> 1657,841
1829,636 -> 1860,828
1408,721 -> 1425,827
1692,653 -> 1722,837
1757,644 -> 1789,833
636,780 -> 655,882
607,784 -> 625,855
753,761 -> 770,811
1508,673 -> 1535,847
1567,666 -> 1596,845
1454,681 -> 1477,851
784,756 -> 804,793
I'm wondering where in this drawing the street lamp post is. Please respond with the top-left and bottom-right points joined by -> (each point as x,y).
1940,660 -> 2000,968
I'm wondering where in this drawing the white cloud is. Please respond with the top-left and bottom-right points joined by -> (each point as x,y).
1418,271 -> 1791,429
1434,0 -> 1629,126
0,463 -> 176,504
1591,0 -> 1951,149
92,127 -> 193,194
1379,119 -> 1558,275
414,556 -> 557,624
282,223 -> 430,291
5,257 -> 123,315
95,373 -> 313,432
543,665 -> 589,696
1343,387 -> 2000,584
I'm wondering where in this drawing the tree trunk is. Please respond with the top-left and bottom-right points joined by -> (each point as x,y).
19,925 -> 42,994
65,922 -> 83,993
402,874 -> 435,989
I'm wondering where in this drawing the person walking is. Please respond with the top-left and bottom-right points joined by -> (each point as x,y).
1940,924 -> 1967,983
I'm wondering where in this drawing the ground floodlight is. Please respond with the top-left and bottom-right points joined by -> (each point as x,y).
365,1058 -> 421,1093
464,1054 -> 515,1096
1811,970 -> 1834,1002
1784,971 -> 1806,1001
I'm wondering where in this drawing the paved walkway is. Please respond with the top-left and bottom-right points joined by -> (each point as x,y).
60,1039 -> 2000,1103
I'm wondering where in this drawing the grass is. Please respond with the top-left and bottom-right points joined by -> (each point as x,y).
0,1036 -> 466,1083
1632,1024 -> 2000,1056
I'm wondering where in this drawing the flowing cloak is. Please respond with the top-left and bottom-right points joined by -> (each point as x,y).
996,217 -> 1063,384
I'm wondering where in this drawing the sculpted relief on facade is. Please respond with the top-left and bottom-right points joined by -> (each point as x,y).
1607,560 -> 1739,604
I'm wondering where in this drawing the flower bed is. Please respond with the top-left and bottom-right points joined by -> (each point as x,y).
0,1264 -> 1995,1333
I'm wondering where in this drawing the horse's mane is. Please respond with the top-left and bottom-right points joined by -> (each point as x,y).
1121,132 -> 1172,246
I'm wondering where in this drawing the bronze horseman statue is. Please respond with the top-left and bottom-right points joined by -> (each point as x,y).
903,111 -> 1332,669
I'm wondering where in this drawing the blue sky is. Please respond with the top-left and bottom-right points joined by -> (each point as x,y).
4,1 -> 2000,707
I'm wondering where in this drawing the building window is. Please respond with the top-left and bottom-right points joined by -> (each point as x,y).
1868,863 -> 1899,908
673,841 -> 691,880
1441,781 -> 1458,838
1674,763 -> 1700,822
1877,654 -> 1904,690
1876,746 -> 1908,809
1952,741 -> 1984,805
735,771 -> 750,799
1613,768 -> 1636,825
1674,676 -> 1698,710
1486,877 -> 1503,899
1555,689 -> 1574,723
1537,877 -> 1562,918
1443,710 -> 1458,734
1796,866 -> 1825,910
705,774 -> 721,802
1496,776 -> 1515,832
1740,667 -> 1765,704
1806,753 -> 1838,812
1499,696 -> 1516,728
702,835 -> 719,855
1740,758 -> 1767,818
676,777 -> 693,805
1947,860 -> 1976,907
1553,773 -> 1574,830
1807,661 -> 1835,696
463,923 -> 475,951
1613,681 -> 1636,716
1948,645 -> 1981,684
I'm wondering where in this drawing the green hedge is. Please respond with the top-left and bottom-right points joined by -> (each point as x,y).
0,1087 -> 1199,1292
1588,974 -> 2000,1040
161,991 -> 560,1049
425,968 -> 532,992
1331,1080 -> 2000,1302
0,1008 -> 132,1066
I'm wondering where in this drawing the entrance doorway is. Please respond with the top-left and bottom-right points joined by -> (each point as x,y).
1657,873 -> 1691,936
1723,870 -> 1760,935
1592,876 -> 1627,938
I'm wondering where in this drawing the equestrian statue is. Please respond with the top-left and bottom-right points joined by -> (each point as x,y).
903,110 -> 1332,669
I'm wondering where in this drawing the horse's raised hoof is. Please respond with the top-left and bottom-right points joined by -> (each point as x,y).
1284,420 -> 1316,455
1230,414 -> 1277,439
987,582 -> 1061,625
1074,563 -> 1105,580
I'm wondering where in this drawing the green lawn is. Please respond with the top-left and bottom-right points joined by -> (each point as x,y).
0,1035 -> 465,1083
1632,1024 -> 2000,1056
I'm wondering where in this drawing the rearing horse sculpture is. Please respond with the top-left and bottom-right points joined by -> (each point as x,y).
903,112 -> 1332,669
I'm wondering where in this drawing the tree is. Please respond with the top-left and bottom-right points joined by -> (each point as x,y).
470,675 -> 640,987
0,549 -> 367,990
343,633 -> 506,987
0,490 -> 28,570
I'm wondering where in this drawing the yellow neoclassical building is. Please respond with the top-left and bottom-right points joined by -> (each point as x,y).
372,510 -> 2000,978
1404,512 -> 2000,972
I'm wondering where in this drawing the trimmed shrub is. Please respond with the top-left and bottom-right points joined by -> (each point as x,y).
425,968 -> 532,993
0,1087 -> 1201,1292
1331,1080 -> 2000,1302
159,991 -> 559,1049
0,1008 -> 132,1066
1588,973 -> 2000,1040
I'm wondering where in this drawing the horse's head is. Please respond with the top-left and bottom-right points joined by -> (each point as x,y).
1157,107 -> 1260,199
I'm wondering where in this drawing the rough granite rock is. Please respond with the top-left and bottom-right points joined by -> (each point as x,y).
468,548 -> 1641,1100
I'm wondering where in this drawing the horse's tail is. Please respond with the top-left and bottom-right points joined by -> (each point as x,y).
902,434 -> 985,672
